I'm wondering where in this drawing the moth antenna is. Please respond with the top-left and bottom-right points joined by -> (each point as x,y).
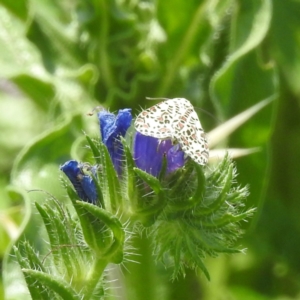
194,106 -> 221,123
87,106 -> 104,116
145,97 -> 169,101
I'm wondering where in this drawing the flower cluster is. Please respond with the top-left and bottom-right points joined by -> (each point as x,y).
59,107 -> 253,281
61,108 -> 186,199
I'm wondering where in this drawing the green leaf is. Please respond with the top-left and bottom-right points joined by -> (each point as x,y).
133,167 -> 162,195
270,0 -> 300,96
185,235 -> 210,281
121,137 -> 137,205
97,142 -> 121,213
210,0 -> 273,118
133,167 -> 169,226
85,136 -> 101,165
200,209 -> 256,228
12,75 -> 55,111
66,185 -> 112,255
14,245 -> 49,300
22,269 -> 80,300
0,0 -> 28,20
75,201 -> 125,264
35,202 -> 85,279
197,164 -> 233,216
208,96 -> 275,148
156,2 -> 207,96
84,136 -> 105,208
169,161 -> 206,211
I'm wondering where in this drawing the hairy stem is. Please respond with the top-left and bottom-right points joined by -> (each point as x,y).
82,258 -> 108,299
123,233 -> 160,300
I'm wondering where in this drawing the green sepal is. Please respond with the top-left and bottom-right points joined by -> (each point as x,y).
91,172 -> 105,208
172,238 -> 183,278
85,135 -> 101,165
86,134 -> 121,212
35,202 -> 75,277
168,161 -> 206,211
66,185 -> 113,255
22,269 -> 80,300
199,208 -> 256,228
16,242 -> 46,273
226,186 -> 249,203
98,141 -> 121,213
133,167 -> 167,226
207,152 -> 230,184
187,226 -> 241,255
158,153 -> 168,181
152,155 -> 252,280
133,167 -> 162,195
196,163 -> 233,216
121,137 -> 137,205
14,244 -> 56,300
167,159 -> 195,197
185,236 -> 210,281
35,201 -> 84,279
189,162 -> 206,203
75,201 -> 125,264
85,136 -> 105,208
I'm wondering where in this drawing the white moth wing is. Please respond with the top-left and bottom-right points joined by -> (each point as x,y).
173,106 -> 209,165
135,97 -> 209,165
135,99 -> 182,139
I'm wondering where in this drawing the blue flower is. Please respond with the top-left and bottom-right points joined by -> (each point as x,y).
60,160 -> 98,204
98,109 -> 132,174
133,132 -> 185,177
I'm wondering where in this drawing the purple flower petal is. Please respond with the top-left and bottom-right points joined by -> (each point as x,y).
98,109 -> 132,174
133,132 -> 185,177
134,133 -> 164,177
166,144 -> 185,174
60,160 -> 97,204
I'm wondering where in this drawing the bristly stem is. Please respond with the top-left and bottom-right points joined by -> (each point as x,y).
123,233 -> 160,300
82,258 -> 107,300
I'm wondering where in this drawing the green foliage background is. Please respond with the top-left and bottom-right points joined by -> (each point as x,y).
1,0 -> 300,299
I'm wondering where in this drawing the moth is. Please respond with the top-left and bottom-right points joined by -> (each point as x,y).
134,98 -> 209,165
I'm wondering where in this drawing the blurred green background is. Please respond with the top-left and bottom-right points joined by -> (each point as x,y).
1,0 -> 300,299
